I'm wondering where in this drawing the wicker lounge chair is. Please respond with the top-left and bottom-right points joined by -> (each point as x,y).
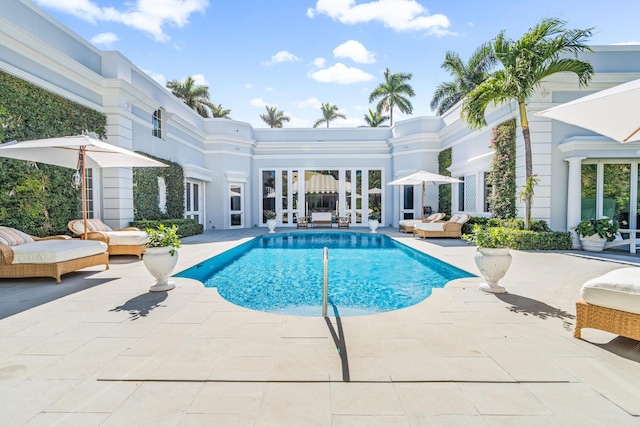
68,219 -> 147,259
414,213 -> 471,239
574,267 -> 640,341
398,213 -> 445,233
0,226 -> 109,284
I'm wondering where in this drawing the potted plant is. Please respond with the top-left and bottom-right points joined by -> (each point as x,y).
463,225 -> 512,294
576,217 -> 619,252
265,210 -> 277,233
368,212 -> 380,234
143,224 -> 181,292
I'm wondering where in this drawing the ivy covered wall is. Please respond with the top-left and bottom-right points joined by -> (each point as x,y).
0,71 -> 106,236
488,119 -> 516,219
133,154 -> 185,220
438,147 -> 452,215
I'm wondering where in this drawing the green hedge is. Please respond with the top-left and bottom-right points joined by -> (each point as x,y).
462,219 -> 573,250
130,218 -> 203,238
462,216 -> 551,235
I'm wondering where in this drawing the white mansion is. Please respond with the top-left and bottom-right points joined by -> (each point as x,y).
2,0 -> 640,241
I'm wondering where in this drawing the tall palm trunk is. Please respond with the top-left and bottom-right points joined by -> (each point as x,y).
519,101 -> 533,230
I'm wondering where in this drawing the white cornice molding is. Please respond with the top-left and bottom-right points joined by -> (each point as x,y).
183,164 -> 212,181
449,151 -> 494,176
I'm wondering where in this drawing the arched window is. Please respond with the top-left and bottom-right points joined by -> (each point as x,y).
152,109 -> 163,139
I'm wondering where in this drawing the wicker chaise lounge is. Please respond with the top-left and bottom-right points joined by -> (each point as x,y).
574,267 -> 640,341
398,213 -> 445,233
414,213 -> 471,238
0,226 -> 109,284
68,219 -> 147,259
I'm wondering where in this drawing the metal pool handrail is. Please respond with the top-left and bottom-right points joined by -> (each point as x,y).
322,247 -> 328,317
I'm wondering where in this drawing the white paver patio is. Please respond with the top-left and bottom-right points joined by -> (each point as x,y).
0,228 -> 639,426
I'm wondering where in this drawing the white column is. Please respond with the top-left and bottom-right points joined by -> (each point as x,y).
566,157 -> 586,249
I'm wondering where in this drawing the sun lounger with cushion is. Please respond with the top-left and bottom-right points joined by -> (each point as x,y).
0,226 -> 109,284
68,219 -> 147,259
414,213 -> 471,238
398,213 -> 445,233
574,267 -> 640,341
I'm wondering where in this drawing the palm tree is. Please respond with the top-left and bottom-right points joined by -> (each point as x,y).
313,103 -> 346,128
430,43 -> 496,115
210,104 -> 231,118
462,17 -> 593,229
165,76 -> 216,118
369,68 -> 415,127
260,106 -> 290,128
363,108 -> 389,127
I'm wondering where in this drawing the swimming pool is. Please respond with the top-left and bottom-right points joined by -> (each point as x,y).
175,232 -> 473,317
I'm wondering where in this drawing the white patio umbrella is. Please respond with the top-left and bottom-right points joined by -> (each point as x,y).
388,171 -> 462,219
0,135 -> 166,239
537,78 -> 640,143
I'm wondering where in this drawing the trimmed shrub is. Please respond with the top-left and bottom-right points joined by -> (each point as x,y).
130,218 -> 203,238
461,217 -> 570,250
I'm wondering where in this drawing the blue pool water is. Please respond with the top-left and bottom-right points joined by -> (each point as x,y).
175,232 -> 473,317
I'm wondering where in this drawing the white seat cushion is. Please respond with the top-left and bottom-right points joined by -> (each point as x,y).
11,240 -> 108,264
414,222 -> 445,232
399,219 -> 422,227
580,267 -> 640,315
105,231 -> 148,246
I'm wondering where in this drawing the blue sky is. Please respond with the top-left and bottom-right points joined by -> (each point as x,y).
34,0 -> 640,128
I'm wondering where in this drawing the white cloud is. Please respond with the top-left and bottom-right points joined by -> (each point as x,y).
245,83 -> 253,89
297,97 -> 323,109
265,87 -> 275,92
312,57 -> 326,68
333,40 -> 376,64
190,74 -> 209,86
90,32 -> 118,47
308,0 -> 453,35
34,0 -> 208,42
308,63 -> 375,84
261,50 -> 302,66
143,69 -> 167,86
250,98 -> 267,107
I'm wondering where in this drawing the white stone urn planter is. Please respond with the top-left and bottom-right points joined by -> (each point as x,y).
143,247 -> 178,292
266,219 -> 277,233
368,219 -> 379,234
474,247 -> 512,294
579,234 -> 606,252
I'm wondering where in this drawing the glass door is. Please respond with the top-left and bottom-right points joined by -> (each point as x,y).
185,180 -> 202,225
229,183 -> 244,228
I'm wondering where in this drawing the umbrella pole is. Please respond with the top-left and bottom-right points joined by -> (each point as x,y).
81,146 -> 88,240
421,182 -> 425,220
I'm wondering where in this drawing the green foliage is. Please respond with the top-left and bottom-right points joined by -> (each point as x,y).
0,71 -> 105,237
488,120 -> 516,218
369,68 -> 415,126
430,43 -> 496,115
463,224 -> 511,248
265,210 -> 276,220
462,216 -> 551,235
133,155 -> 185,220
437,148 -> 452,215
145,223 -> 181,255
131,218 -> 203,238
576,218 -> 619,241
463,223 -> 572,250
